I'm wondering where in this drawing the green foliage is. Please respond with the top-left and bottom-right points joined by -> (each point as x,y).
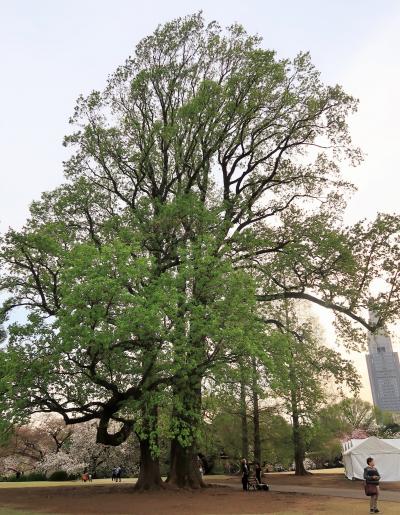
25,472 -> 47,481
266,306 -> 361,424
337,397 -> 377,432
307,403 -> 349,466
0,192 -> 259,452
259,304 -> 361,472
3,472 -> 48,482
261,415 -> 294,468
307,397 -> 400,466
200,394 -> 294,468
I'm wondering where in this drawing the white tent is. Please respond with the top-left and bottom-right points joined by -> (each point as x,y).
342,436 -> 400,482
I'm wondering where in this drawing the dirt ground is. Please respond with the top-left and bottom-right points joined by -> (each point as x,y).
0,473 -> 399,515
0,483 -> 399,515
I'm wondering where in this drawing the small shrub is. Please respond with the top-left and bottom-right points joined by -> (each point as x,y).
4,474 -> 27,482
25,472 -> 47,481
49,470 -> 69,481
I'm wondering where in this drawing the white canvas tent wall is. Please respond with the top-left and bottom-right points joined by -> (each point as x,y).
342,436 -> 400,481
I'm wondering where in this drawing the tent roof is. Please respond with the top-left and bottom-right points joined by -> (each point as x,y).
381,439 -> 400,450
343,436 -> 400,455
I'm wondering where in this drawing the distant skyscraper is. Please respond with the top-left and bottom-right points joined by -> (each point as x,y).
366,311 -> 400,412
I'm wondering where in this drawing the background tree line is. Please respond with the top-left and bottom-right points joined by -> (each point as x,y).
2,394 -> 399,481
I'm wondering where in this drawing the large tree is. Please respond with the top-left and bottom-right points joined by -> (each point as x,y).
1,13 -> 400,489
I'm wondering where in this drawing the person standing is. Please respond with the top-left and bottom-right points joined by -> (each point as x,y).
241,458 -> 249,491
364,457 -> 380,513
115,465 -> 122,482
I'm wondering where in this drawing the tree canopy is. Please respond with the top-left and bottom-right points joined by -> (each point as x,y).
1,13 -> 400,488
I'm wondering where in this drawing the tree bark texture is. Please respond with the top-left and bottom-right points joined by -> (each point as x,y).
251,357 -> 261,464
292,405 -> 309,476
135,438 -> 164,490
166,376 -> 206,488
240,373 -> 249,459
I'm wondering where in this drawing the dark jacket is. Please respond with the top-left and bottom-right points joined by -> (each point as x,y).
364,466 -> 380,485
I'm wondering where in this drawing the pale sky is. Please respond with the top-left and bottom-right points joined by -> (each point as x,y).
1,0 -> 400,401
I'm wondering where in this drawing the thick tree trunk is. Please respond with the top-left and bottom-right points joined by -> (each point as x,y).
251,357 -> 261,464
135,438 -> 164,490
240,373 -> 249,459
166,375 -> 206,488
167,439 -> 206,488
134,403 -> 163,490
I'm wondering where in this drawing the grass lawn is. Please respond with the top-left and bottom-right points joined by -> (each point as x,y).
0,478 -> 134,488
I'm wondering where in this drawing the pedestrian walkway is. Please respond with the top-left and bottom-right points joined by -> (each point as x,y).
211,481 -> 400,502
271,484 -> 400,502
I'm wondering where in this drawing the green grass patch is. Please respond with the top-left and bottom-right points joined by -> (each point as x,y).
0,478 -> 136,488
0,480 -> 78,488
0,509 -> 56,515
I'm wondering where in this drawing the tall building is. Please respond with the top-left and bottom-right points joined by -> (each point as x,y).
366,312 -> 400,412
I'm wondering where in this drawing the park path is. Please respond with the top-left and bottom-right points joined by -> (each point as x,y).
210,481 -> 400,502
269,484 -> 400,502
